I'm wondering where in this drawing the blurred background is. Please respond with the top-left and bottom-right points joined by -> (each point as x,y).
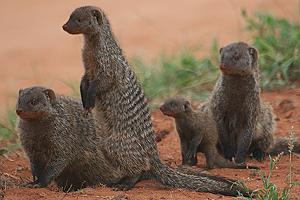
0,0 -> 299,111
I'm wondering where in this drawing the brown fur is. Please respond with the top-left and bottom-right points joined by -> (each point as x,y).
209,42 -> 275,164
17,86 -> 123,191
63,6 -> 253,197
160,97 -> 259,169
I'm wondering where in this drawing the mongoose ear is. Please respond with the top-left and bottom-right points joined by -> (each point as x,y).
183,101 -> 191,111
219,47 -> 224,54
248,47 -> 258,62
43,89 -> 56,104
18,89 -> 23,96
92,9 -> 103,25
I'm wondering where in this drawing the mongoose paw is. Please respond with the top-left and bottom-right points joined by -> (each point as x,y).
252,150 -> 266,162
233,156 -> 245,165
111,184 -> 134,191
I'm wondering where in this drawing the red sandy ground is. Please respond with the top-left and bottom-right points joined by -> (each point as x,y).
1,87 -> 300,200
1,1 -> 300,199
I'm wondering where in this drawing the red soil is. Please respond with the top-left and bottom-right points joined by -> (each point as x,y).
1,87 -> 300,199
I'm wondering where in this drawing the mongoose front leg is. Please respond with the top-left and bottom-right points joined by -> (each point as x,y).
22,160 -> 43,187
217,121 -> 234,160
182,135 -> 202,166
80,75 -> 90,110
84,80 -> 97,113
34,157 -> 67,187
180,140 -> 190,165
235,127 -> 253,164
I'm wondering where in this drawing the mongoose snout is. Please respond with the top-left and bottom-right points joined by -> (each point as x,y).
159,105 -> 173,117
63,6 -> 103,35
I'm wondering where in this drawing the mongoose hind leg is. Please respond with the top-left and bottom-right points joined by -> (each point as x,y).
110,174 -> 142,191
249,143 -> 267,162
252,149 -> 266,161
249,134 -> 272,161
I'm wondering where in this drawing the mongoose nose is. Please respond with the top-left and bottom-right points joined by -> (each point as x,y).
159,105 -> 165,112
220,63 -> 226,70
62,24 -> 68,31
16,109 -> 23,115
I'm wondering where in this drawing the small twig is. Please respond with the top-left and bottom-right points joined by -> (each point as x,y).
3,155 -> 14,162
1,173 -> 18,180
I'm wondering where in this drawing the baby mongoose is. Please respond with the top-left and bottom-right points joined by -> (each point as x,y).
16,86 -> 123,191
63,6 -> 252,197
160,97 -> 259,169
209,42 -> 275,164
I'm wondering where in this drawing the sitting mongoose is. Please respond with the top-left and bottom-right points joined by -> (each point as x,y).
160,97 -> 259,169
16,86 -> 123,191
209,42 -> 276,164
63,6 -> 252,197
208,42 -> 299,160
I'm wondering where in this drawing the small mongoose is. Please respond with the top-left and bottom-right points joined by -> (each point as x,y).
16,86 -> 123,191
63,6 -> 252,196
160,97 -> 259,169
209,42 -> 276,164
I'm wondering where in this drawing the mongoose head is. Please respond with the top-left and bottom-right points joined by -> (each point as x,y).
16,87 -> 56,120
63,6 -> 104,34
160,97 -> 192,118
219,42 -> 258,76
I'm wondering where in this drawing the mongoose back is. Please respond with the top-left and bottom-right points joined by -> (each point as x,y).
16,86 -> 123,191
160,97 -> 259,169
63,6 -> 253,196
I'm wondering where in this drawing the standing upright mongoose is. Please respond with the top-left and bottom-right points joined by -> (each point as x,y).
160,97 -> 259,169
63,6 -> 252,197
17,86 -> 123,191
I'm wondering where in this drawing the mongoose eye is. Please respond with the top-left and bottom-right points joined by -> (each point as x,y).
233,55 -> 240,61
30,99 -> 38,106
76,19 -> 81,23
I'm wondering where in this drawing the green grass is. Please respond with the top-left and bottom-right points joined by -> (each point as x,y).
62,80 -> 80,98
132,40 -> 219,107
133,11 -> 300,106
241,127 -> 300,200
242,10 -> 300,90
0,108 -> 19,155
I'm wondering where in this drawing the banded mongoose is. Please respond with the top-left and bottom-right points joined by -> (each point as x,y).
16,86 -> 123,191
209,42 -> 299,162
160,97 -> 259,169
209,42 -> 276,164
63,6 -> 253,197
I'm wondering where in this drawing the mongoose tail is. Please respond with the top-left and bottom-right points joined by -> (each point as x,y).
268,137 -> 300,155
150,159 -> 253,197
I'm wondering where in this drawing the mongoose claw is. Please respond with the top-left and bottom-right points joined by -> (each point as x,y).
21,180 -> 44,188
